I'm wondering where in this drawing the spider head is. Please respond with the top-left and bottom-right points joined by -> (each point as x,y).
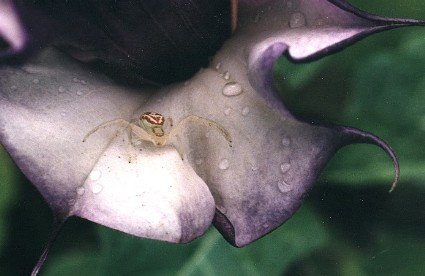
140,112 -> 165,137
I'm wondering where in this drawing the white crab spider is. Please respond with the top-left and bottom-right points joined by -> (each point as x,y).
82,112 -> 232,161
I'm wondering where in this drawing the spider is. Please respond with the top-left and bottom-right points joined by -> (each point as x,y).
82,112 -> 232,161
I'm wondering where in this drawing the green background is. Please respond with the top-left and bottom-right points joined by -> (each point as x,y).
1,1 -> 425,275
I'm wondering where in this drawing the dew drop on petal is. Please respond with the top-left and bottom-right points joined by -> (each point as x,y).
282,137 -> 291,147
10,85 -> 17,90
224,107 -> 231,115
289,12 -> 306,28
58,86 -> 66,93
89,170 -> 102,181
223,71 -> 230,80
133,140 -> 142,146
76,90 -> 84,96
91,184 -> 103,194
315,18 -> 325,27
76,187 -> 85,195
215,62 -> 222,70
242,106 -> 250,116
195,158 -> 203,165
32,78 -> 40,84
277,179 -> 292,193
67,199 -> 76,206
60,111 -> 66,117
280,163 -> 291,173
73,77 -> 80,83
219,159 -> 230,170
287,0 -> 293,8
218,206 -> 227,214
222,82 -> 243,97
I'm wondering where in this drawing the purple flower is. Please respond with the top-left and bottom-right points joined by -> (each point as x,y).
0,0 -> 423,274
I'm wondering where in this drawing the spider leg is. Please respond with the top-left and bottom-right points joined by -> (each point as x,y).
126,126 -> 136,163
173,143 -> 185,160
166,115 -> 232,146
129,124 -> 158,146
82,119 -> 130,142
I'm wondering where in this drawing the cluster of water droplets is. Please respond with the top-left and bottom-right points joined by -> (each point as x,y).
289,12 -> 306,28
90,171 -> 103,194
76,169 -> 104,197
72,77 -> 87,85
277,137 -> 292,194
214,62 -> 252,119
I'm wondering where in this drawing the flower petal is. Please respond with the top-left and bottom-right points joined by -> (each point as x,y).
238,0 -> 424,62
0,49 -> 215,243
133,0 -> 416,246
0,0 -> 27,58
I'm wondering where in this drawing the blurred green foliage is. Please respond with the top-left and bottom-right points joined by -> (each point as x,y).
1,1 -> 425,275
43,207 -> 326,276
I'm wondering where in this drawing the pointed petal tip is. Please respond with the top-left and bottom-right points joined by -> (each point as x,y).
338,126 -> 400,193
328,0 -> 425,27
213,208 -> 237,247
31,216 -> 67,276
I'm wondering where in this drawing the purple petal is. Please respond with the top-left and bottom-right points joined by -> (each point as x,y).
202,0 -> 413,246
238,0 -> 424,62
0,0 -> 28,58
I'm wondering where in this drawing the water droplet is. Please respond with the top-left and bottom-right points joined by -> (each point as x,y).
282,137 -> 291,147
10,85 -> 17,90
287,1 -> 293,8
277,180 -> 292,193
218,206 -> 227,214
289,12 -> 306,28
253,13 -> 260,23
32,78 -> 39,84
73,77 -> 80,83
251,164 -> 259,171
315,18 -> 324,27
195,158 -> 203,165
219,159 -> 230,170
92,184 -> 103,194
76,90 -> 84,96
58,86 -> 65,93
280,163 -> 291,173
89,170 -> 102,181
67,199 -> 76,206
242,106 -> 250,116
60,111 -> 66,117
223,71 -> 230,80
222,82 -> 242,96
224,107 -> 231,115
77,187 -> 85,195
215,62 -> 222,70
